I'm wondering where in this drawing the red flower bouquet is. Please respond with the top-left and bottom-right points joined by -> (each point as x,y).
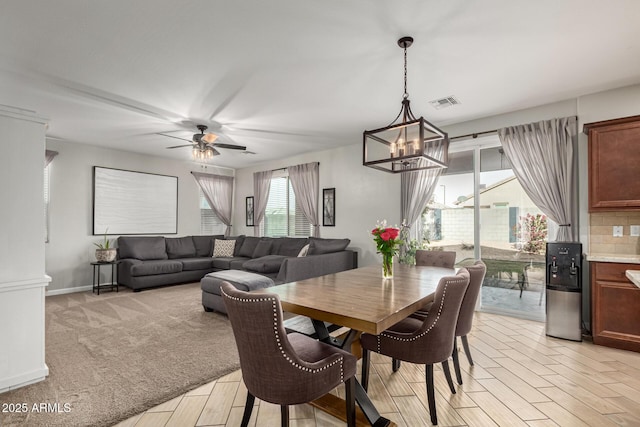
372,220 -> 402,278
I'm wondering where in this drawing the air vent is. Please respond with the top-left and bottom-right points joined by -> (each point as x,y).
429,96 -> 461,110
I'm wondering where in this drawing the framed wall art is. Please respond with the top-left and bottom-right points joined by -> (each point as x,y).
322,188 -> 335,226
246,196 -> 254,226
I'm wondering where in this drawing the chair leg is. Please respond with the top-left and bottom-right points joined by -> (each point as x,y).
425,364 -> 437,425
452,338 -> 463,385
280,405 -> 289,427
361,348 -> 370,392
345,377 -> 356,427
392,358 -> 401,372
241,392 -> 255,427
441,360 -> 456,394
461,335 -> 474,366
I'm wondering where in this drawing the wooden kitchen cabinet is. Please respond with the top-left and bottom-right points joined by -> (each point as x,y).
584,115 -> 640,211
591,262 -> 640,352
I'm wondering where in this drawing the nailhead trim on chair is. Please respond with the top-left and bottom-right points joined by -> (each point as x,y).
376,278 -> 467,351
222,288 -> 344,382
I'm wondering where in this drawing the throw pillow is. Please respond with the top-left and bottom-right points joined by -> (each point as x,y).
212,239 -> 235,258
307,237 -> 350,255
297,244 -> 310,257
252,240 -> 272,258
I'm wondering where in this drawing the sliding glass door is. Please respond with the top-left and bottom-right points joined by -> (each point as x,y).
425,136 -> 548,321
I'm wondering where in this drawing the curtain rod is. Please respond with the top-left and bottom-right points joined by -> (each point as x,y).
269,161 -> 319,173
449,129 -> 497,141
448,115 -> 578,142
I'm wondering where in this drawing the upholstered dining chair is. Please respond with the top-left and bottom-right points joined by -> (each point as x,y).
415,250 -> 457,268
412,260 -> 486,386
361,269 -> 470,425
221,282 -> 357,427
391,250 -> 458,380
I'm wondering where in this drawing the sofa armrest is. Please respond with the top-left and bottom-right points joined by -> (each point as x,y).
276,250 -> 357,284
117,258 -> 142,286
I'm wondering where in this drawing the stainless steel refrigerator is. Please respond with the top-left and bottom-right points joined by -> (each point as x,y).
546,242 -> 583,341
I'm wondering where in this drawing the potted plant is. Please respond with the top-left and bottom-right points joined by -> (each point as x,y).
94,229 -> 117,262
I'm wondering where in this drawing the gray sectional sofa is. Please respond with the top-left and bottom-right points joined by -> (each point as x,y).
116,235 -> 357,292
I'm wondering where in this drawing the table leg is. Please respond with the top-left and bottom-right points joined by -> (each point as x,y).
310,321 -> 393,427
112,263 -> 119,292
94,264 -> 100,295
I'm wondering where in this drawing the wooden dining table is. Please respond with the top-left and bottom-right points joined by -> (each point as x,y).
259,263 -> 457,427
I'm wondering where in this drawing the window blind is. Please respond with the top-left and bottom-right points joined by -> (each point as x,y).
263,176 -> 311,237
200,190 -> 225,235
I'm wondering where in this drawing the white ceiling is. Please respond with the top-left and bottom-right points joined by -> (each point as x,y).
2,1 -> 640,169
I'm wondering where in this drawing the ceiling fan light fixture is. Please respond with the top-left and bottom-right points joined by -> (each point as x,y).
192,145 -> 218,162
202,133 -> 218,143
363,36 -> 449,173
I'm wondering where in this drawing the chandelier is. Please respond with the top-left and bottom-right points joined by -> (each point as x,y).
363,36 -> 449,173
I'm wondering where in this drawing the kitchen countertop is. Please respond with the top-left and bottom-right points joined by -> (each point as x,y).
626,270 -> 640,288
586,253 -> 640,264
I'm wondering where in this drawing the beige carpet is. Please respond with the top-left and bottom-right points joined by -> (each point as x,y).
0,282 -> 239,427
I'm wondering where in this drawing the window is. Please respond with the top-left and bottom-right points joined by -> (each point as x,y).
44,164 -> 51,242
262,173 -> 311,237
199,190 -> 225,235
423,136 -> 551,322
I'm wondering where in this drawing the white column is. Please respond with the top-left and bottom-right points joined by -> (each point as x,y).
0,106 -> 50,392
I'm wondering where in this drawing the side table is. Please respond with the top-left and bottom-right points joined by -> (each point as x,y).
91,261 -> 119,295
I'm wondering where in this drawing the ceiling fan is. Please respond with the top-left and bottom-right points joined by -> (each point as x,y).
165,124 -> 247,159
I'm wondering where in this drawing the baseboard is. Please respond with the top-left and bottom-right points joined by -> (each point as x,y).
0,365 -> 49,393
46,285 -> 93,296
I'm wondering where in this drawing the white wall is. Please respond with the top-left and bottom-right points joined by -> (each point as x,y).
0,107 -> 49,392
45,139 -> 233,293
232,143 -> 400,267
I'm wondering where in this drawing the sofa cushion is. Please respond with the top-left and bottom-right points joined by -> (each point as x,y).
118,236 -> 168,260
237,236 -> 261,258
130,260 -> 182,276
307,237 -> 350,255
212,256 -> 251,270
165,236 -> 197,259
243,255 -> 288,274
229,259 -> 248,270
272,238 -> 309,257
252,240 -> 272,258
213,239 -> 236,257
192,235 -> 224,257
180,257 -> 214,271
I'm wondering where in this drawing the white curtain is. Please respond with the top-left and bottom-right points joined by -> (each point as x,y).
253,170 -> 273,236
498,116 -> 578,241
401,167 -> 442,241
287,162 -> 320,237
45,150 -> 58,167
192,172 -> 234,236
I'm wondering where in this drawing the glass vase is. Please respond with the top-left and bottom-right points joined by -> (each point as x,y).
382,253 -> 394,279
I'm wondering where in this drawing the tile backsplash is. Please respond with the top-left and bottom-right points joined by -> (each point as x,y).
589,212 -> 640,254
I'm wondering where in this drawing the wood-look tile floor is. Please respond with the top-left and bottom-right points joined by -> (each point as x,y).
115,312 -> 640,426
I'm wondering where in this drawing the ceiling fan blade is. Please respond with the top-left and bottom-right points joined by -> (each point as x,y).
212,143 -> 247,150
166,144 -> 194,149
158,132 -> 192,143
